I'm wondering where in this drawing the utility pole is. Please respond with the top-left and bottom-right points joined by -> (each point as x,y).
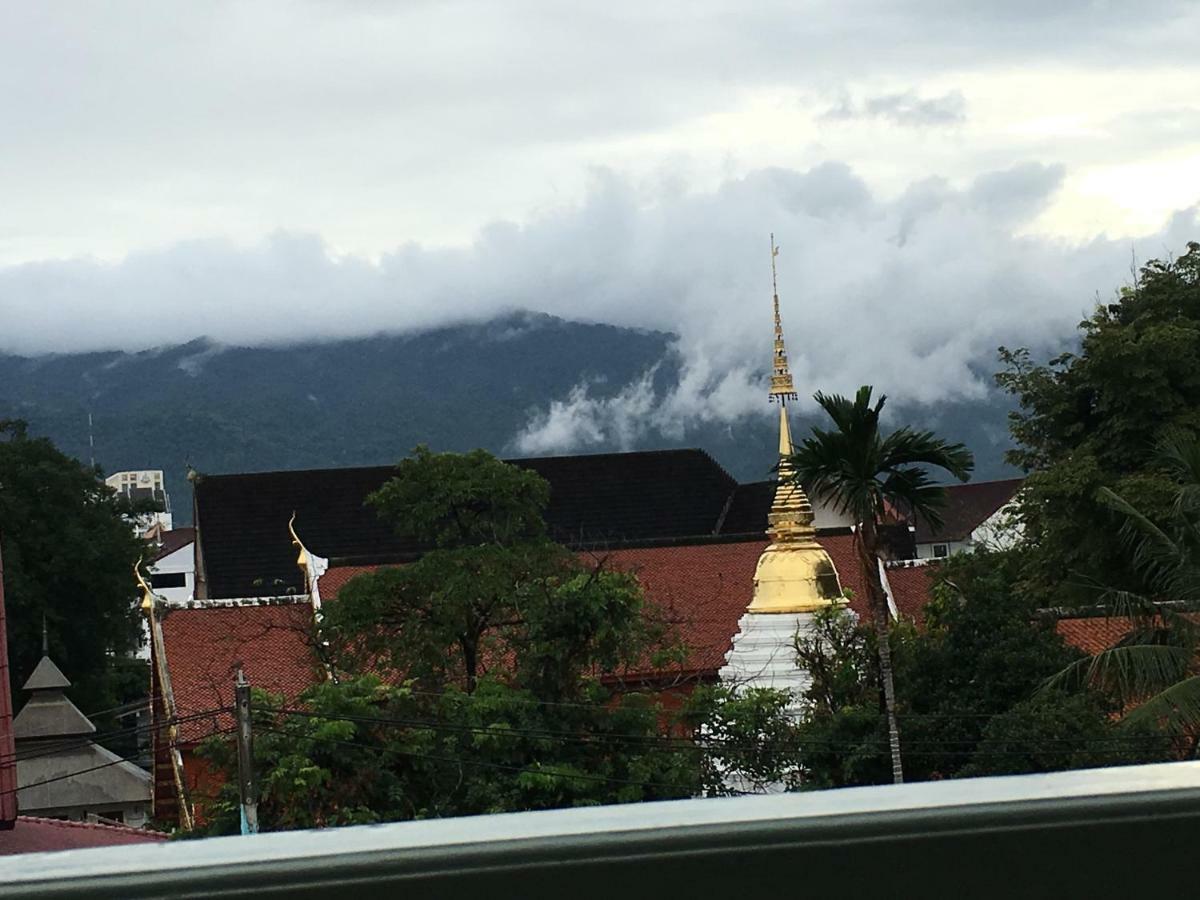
234,667 -> 259,835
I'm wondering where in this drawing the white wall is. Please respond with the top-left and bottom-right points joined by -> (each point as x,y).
135,541 -> 195,660
150,542 -> 194,605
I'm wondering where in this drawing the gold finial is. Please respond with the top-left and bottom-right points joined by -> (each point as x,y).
134,558 -> 156,613
768,234 -> 799,404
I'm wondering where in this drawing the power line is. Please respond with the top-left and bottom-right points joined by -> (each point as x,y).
254,705 -> 1180,758
0,706 -> 233,766
1,728 -> 232,799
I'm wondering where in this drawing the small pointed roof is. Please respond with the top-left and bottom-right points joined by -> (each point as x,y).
13,657 -> 94,740
21,656 -> 70,692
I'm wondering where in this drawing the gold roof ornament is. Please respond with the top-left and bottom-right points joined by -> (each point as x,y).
134,558 -> 157,613
748,237 -> 843,614
288,512 -> 310,576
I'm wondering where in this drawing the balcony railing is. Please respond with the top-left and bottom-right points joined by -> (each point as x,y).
6,761 -> 1200,897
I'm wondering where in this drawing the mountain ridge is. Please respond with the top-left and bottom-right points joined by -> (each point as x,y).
0,312 -> 1019,524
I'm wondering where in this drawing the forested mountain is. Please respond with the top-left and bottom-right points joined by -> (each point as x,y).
0,313 -> 1018,523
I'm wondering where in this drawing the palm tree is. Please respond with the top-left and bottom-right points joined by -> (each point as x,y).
787,386 -> 974,783
1045,430 -> 1200,741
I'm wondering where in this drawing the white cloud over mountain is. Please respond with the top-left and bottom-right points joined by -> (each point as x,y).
5,160 -> 1197,452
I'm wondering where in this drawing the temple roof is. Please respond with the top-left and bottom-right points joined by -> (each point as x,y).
195,449 -> 762,599
159,534 -> 886,745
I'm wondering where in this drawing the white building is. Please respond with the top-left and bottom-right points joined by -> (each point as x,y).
105,470 -> 173,533
131,527 -> 196,660
912,478 -> 1023,559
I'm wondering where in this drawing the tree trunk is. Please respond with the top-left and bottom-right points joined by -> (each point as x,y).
461,635 -> 478,694
857,519 -> 904,784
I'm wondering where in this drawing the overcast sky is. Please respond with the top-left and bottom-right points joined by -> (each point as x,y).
3,2 -> 1199,445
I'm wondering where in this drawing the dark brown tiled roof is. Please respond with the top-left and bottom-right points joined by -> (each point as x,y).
717,480 -> 775,535
196,450 -> 752,599
147,527 -> 195,564
912,478 -> 1023,543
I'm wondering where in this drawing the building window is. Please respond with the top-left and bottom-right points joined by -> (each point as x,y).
932,543 -> 949,558
150,571 -> 187,588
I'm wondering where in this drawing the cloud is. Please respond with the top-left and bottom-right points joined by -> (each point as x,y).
3,160 -> 1197,455
822,90 -> 968,127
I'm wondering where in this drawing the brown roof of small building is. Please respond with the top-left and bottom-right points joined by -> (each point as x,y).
148,527 -> 195,564
0,816 -> 167,856
912,478 -> 1023,544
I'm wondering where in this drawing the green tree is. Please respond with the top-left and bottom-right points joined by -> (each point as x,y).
324,446 -> 671,695
789,551 -> 1133,786
1045,429 -> 1200,745
199,448 -> 702,833
997,242 -> 1200,606
0,420 -> 148,720
680,684 -> 801,794
786,386 -> 974,783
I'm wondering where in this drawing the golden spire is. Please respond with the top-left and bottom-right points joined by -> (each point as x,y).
768,234 -> 799,404
747,236 -> 842,614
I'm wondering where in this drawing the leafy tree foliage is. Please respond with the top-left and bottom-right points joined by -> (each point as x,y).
680,684 -> 801,794
998,242 -> 1200,605
0,420 -> 148,719
325,447 -> 673,694
1046,430 -> 1200,746
787,386 -> 973,783
201,448 -> 704,833
788,550 -> 1155,785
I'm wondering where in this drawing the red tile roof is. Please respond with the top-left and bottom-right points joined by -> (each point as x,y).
159,601 -> 320,741
318,565 -> 378,598
0,816 -> 167,856
885,562 -> 939,628
1055,617 -> 1134,655
160,536 -> 926,740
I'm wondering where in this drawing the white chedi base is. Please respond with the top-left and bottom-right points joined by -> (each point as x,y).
718,610 -> 822,711
716,610 -> 822,794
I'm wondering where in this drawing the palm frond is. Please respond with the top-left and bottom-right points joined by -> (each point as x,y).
877,428 -> 974,481
879,467 -> 947,529
1041,643 -> 1193,700
1096,486 -> 1185,592
1121,675 -> 1200,736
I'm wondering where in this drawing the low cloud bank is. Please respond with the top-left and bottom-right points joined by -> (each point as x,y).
4,161 -> 1196,452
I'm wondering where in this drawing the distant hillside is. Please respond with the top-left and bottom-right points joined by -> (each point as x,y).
0,312 -> 1019,523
